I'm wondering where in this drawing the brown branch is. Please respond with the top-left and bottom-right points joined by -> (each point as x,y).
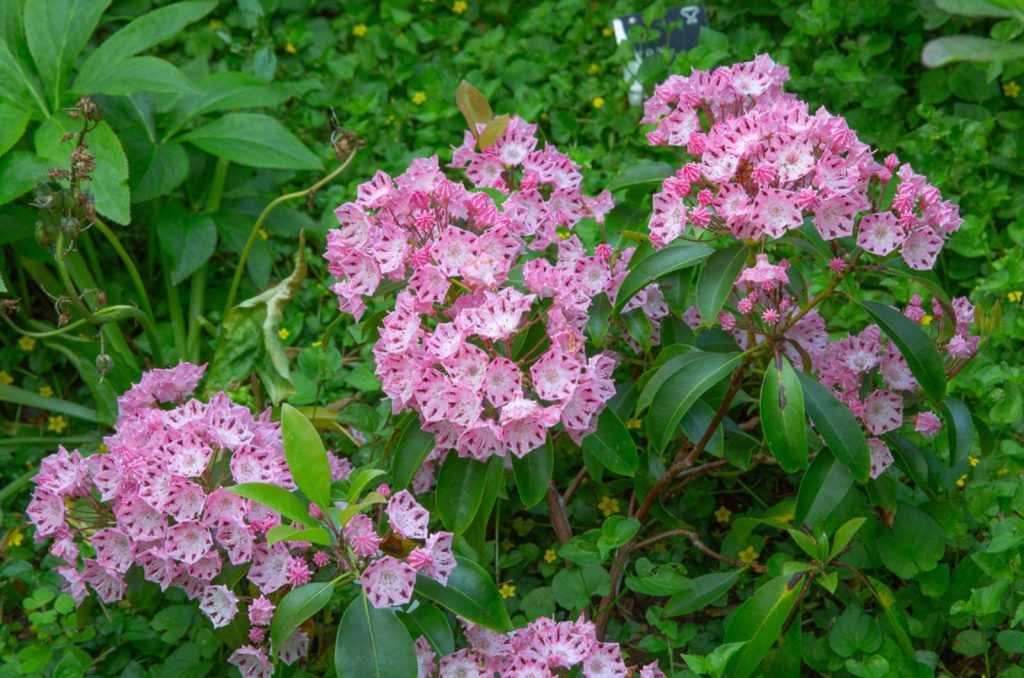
546,484 -> 573,545
562,466 -> 588,505
632,528 -> 767,573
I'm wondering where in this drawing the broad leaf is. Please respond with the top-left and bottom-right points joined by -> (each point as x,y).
923,35 -> 1024,67
389,414 -> 435,489
281,403 -> 332,511
877,502 -> 945,578
0,152 -> 51,205
266,525 -> 331,546
398,604 -> 454,657
615,242 -> 713,314
72,56 -> 194,96
723,573 -> 805,678
511,438 -> 554,508
157,201 -> 217,284
455,80 -> 493,131
607,162 -> 675,192
126,137 -> 188,203
581,407 -> 639,477
636,347 -> 700,413
435,455 -> 489,534
270,580 -> 335,653
24,0 -> 109,109
228,482 -> 316,528
940,397 -> 974,466
335,592 -> 417,678
760,354 -> 809,472
0,102 -> 30,155
0,384 -> 98,422
861,301 -> 945,402
865,576 -> 916,658
794,451 -> 853,529
182,113 -> 322,170
798,372 -> 870,482
478,114 -> 509,149
347,467 -> 387,505
696,245 -> 747,327
415,556 -> 512,632
0,2 -> 45,112
665,570 -> 744,617
165,72 -> 290,133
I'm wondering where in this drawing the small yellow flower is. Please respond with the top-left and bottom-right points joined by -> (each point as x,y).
587,63 -> 600,75
597,495 -> 620,517
738,545 -> 760,565
499,582 -> 516,599
284,41 -> 297,54
18,336 -> 36,351
452,0 -> 468,13
714,505 -> 732,524
47,415 -> 68,434
602,27 -> 613,37
1008,290 -> 1023,303
39,385 -> 54,398
921,314 -> 933,327
956,474 -> 968,488
592,96 -> 605,109
968,455 -> 980,467
0,370 -> 13,385
312,340 -> 323,348
209,19 -> 221,30
412,91 -> 427,106
544,548 -> 557,564
258,227 -> 269,240
501,537 -> 514,552
352,23 -> 368,37
277,327 -> 290,340
626,417 -> 642,430
7,528 -> 24,547
1004,81 -> 1021,98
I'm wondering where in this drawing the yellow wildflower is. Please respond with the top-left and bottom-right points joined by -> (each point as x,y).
278,328 -> 290,340
312,340 -> 323,348
453,0 -> 468,13
284,42 -> 297,54
1004,81 -> 1021,98
499,582 -> 516,599
714,505 -> 732,524
8,528 -> 24,547
738,545 -> 760,565
544,548 -> 557,564
0,370 -> 13,385
209,19 -> 221,30
968,455 -> 980,467
1008,290 -> 1023,303
592,96 -> 605,109
47,415 -> 68,434
626,417 -> 642,429
18,336 -> 36,351
602,27 -> 613,37
501,537 -> 514,552
353,23 -> 368,37
587,63 -> 600,75
39,385 -> 54,398
921,314 -> 933,327
412,91 -> 428,106
597,495 -> 620,517
653,541 -> 667,553
956,474 -> 968,488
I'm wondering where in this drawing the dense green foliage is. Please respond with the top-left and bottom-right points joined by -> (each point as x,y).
1,0 -> 1023,676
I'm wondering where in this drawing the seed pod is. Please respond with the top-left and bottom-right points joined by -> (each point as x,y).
95,353 -> 113,376
60,216 -> 80,239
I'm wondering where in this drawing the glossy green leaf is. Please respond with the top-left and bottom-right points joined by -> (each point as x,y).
723,573 -> 806,678
347,467 -> 387,504
861,301 -> 946,402
266,525 -> 331,546
581,407 -> 638,477
24,0 -> 109,109
228,482 -> 315,528
696,245 -> 747,327
389,414 -> 435,489
647,352 -> 742,454
614,242 -> 713,314
940,397 -> 974,466
271,580 -> 335,653
281,403 -> 332,511
831,517 -> 867,560
665,570 -> 744,617
797,372 -> 870,482
415,556 -> 512,632
923,35 -> 1024,67
794,451 -> 853,529
0,152 -> 51,205
435,454 -> 489,534
606,161 -> 675,192
511,438 -> 554,508
0,2 -> 46,112
335,592 -> 417,678
636,347 -> 701,414
761,355 -> 808,472
182,113 -> 322,170
398,604 -> 454,657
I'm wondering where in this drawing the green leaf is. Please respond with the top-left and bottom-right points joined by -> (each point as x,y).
73,56 -> 194,96
455,80 -> 493,131
165,72 -> 290,132
723,573 -> 805,678
797,372 -> 871,482
940,397 -> 974,466
665,570 -> 744,617
0,383 -> 99,422
127,138 -> 188,203
923,35 -> 1024,67
271,580 -> 336,653
347,467 -> 387,505
935,0 -> 1019,17
0,2 -> 46,113
606,162 -> 676,192
228,482 -> 316,528
794,451 -> 853,529
877,502 -> 945,578
181,113 -> 322,170
552,565 -> 611,611
760,355 -> 809,472
636,347 -> 701,413
24,0 -> 109,109
415,556 -> 512,632
0,152 -> 51,205
478,113 -> 509,149
389,414 -> 435,490
511,437 -> 554,508
335,592 -> 417,678
696,245 -> 747,327
0,102 -> 30,155
435,454 -> 489,534
864,576 -> 916,658
398,604 -> 454,657
861,301 -> 946,403
157,202 -> 216,285
266,525 -> 331,546
831,517 -> 867,561
35,116 -> 130,224
281,403 -> 332,511
614,242 -> 713,314
581,407 -> 639,477
647,351 -> 742,454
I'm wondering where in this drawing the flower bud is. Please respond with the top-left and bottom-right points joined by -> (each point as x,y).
95,353 -> 113,377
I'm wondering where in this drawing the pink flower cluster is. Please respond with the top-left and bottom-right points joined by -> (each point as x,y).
641,54 -> 962,269
414,618 -> 662,678
325,119 -> 622,464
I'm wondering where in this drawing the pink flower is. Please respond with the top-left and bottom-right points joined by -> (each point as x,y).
531,350 -> 581,402
287,557 -> 312,587
386,490 -> 430,540
361,556 -> 417,608
344,514 -> 382,558
901,227 -> 944,270
857,212 -> 904,255
278,629 -> 309,666
752,188 -> 803,239
199,585 -> 239,628
868,438 -> 895,479
915,411 -> 943,437
228,646 -> 272,678
862,390 -> 903,436
249,596 -> 275,626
